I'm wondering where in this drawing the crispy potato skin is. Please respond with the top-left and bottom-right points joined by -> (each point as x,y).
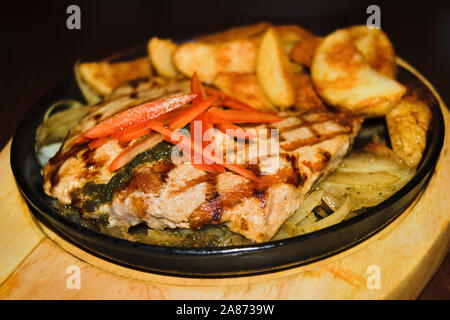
215,38 -> 259,74
256,27 -> 296,109
290,35 -> 322,67
173,42 -> 217,83
213,72 -> 275,111
347,25 -> 396,78
293,73 -> 328,113
148,37 -> 179,78
311,29 -> 406,117
173,38 -> 259,83
275,25 -> 313,42
290,25 -> 396,76
386,96 -> 431,167
78,58 -> 151,95
275,25 -> 315,53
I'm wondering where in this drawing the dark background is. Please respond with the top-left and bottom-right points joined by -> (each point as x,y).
0,0 -> 448,298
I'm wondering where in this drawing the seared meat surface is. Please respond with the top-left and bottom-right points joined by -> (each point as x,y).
109,112 -> 362,241
44,93 -> 362,242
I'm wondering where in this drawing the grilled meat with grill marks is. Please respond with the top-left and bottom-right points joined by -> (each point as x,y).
44,94 -> 362,241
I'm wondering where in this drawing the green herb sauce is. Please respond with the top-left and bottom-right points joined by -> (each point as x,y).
81,141 -> 175,212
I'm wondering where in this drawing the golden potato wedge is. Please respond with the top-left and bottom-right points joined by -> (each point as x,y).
148,37 -> 179,78
173,42 -> 217,83
293,73 -> 328,113
386,96 -> 431,167
78,58 -> 151,96
173,38 -> 259,83
213,72 -> 275,111
215,37 -> 259,73
347,25 -> 396,78
275,25 -> 313,42
311,29 -> 406,117
107,76 -> 190,101
289,61 -> 303,74
256,27 -> 296,109
290,35 -> 322,67
196,22 -> 272,43
275,25 -> 315,53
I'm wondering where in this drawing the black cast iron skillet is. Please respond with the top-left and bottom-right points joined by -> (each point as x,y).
10,56 -> 444,277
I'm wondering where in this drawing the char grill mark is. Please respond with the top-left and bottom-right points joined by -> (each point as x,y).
281,132 -> 348,151
189,182 -> 257,229
270,112 -> 358,133
128,77 -> 149,88
277,113 -> 360,152
284,153 -> 304,188
187,112 -> 362,231
169,172 -> 217,196
46,143 -> 89,192
188,166 -> 301,229
118,162 -> 175,197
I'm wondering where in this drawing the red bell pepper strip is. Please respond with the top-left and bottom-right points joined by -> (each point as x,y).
190,72 -> 206,104
146,121 -> 259,182
153,107 -> 188,124
72,135 -> 90,146
204,86 -> 227,99
189,73 -> 207,151
108,133 -> 163,172
222,98 -> 256,112
169,95 -> 221,130
117,124 -> 152,143
112,107 -> 189,142
83,94 -> 197,139
110,128 -> 124,140
195,113 -> 214,142
204,87 -> 256,111
186,138 -> 224,173
88,136 -> 109,150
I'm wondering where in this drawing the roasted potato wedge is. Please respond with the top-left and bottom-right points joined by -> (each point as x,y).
290,35 -> 322,67
256,27 -> 296,109
78,58 -> 151,96
148,37 -> 179,78
289,61 -> 303,74
275,25 -> 315,53
275,25 -> 313,42
311,29 -> 406,117
291,25 -> 396,76
173,42 -> 217,83
107,76 -> 190,101
347,25 -> 396,78
215,38 -> 259,73
386,96 -> 431,167
293,73 -> 328,113
213,72 -> 275,111
174,38 -> 259,83
196,22 -> 272,43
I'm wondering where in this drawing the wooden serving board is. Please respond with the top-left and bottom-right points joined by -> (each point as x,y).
0,59 -> 448,300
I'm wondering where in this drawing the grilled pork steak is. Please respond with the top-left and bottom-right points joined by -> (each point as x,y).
43,93 -> 362,242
